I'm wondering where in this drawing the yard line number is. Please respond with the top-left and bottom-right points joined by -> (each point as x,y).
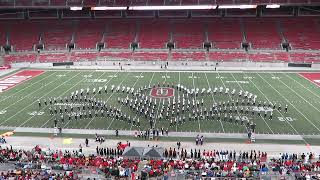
278,117 -> 296,122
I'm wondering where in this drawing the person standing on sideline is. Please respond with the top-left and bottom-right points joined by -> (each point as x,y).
85,138 -> 89,147
177,141 -> 181,150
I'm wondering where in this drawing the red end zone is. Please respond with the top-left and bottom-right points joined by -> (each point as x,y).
299,73 -> 320,87
0,70 -> 44,92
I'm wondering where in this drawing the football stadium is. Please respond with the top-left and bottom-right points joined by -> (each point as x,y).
0,0 -> 320,179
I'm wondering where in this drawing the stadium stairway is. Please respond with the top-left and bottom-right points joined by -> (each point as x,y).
0,55 -> 3,65
35,53 -> 40,63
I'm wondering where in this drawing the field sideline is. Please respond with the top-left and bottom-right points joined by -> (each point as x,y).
0,69 -> 319,136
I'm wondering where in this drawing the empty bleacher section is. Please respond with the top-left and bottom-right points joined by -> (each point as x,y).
138,20 -> 169,49
4,54 -> 36,64
42,20 -> 74,50
70,52 -> 98,61
173,21 -> 204,49
3,51 -> 320,64
39,53 -> 68,62
289,52 -> 320,63
74,20 -> 104,49
131,52 -> 168,61
1,18 -> 320,51
0,17 -> 320,65
172,52 -> 205,61
207,19 -> 243,49
281,18 -> 320,50
9,22 -> 40,51
208,52 -> 247,61
99,52 -> 133,60
105,21 -> 136,48
243,18 -> 282,49
0,23 -> 6,47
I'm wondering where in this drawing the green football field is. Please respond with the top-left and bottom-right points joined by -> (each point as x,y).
0,69 -> 319,136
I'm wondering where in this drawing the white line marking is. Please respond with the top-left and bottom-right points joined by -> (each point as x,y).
86,72 -> 131,129
0,71 -> 76,126
288,74 -> 320,100
272,73 -> 320,113
257,73 -> 320,133
0,72 -> 57,104
41,71 -> 111,128
106,72 -> 143,130
19,72 -> 88,127
129,72 -> 155,131
154,71 -> 168,129
217,72 -> 247,133
192,72 -> 201,132
230,73 -> 273,134
205,72 -> 225,133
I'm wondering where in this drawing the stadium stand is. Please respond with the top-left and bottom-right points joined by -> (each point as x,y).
248,52 -> 276,62
131,52 -> 168,61
207,19 -> 243,49
138,20 -> 170,49
0,23 -> 6,47
3,51 -> 320,64
98,52 -> 133,60
105,21 -> 136,49
281,18 -> 320,50
70,52 -> 98,61
208,52 -> 247,62
42,20 -> 74,50
74,20 -> 104,49
243,18 -> 282,49
171,52 -> 206,61
9,22 -> 40,51
39,53 -> 68,63
289,52 -> 320,63
4,54 -> 36,64
173,20 -> 205,49
0,18 -> 319,53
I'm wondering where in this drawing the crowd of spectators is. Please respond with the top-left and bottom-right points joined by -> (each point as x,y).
142,148 -> 268,178
0,144 -> 138,179
0,144 -> 320,179
268,152 -> 320,179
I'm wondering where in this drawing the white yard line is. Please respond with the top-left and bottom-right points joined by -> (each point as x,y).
271,73 -> 320,113
40,71 -> 111,128
85,72 -> 131,129
63,71 -> 119,129
191,72 -> 201,132
216,72 -> 248,133
129,72 -> 155,131
244,73 -> 297,135
106,72 -> 143,130
1,72 -> 72,111
176,72 -> 180,132
22,71 -> 98,127
230,73 -> 273,134
257,73 -> 320,133
153,71 -> 167,129
205,72 -> 225,133
298,73 -> 320,89
0,71 -> 78,126
0,72 -> 57,103
286,74 -> 320,100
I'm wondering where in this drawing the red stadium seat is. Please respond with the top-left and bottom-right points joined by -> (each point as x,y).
208,19 -> 242,49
